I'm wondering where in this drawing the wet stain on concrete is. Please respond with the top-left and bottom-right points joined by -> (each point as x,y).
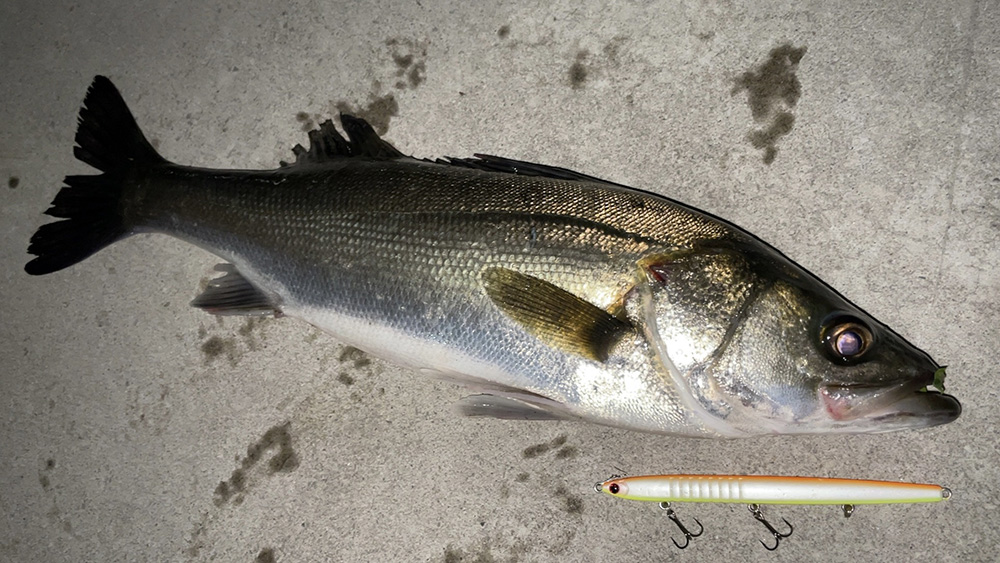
238,318 -> 265,349
39,458 -> 55,490
442,539 -> 528,563
569,51 -> 589,89
386,38 -> 428,90
303,328 -> 322,343
295,111 -> 316,132
602,36 -> 628,63
187,520 -> 209,558
444,470 -> 583,559
334,90 -> 399,137
198,317 -> 269,366
213,421 -> 299,507
327,38 -> 424,136
201,335 -> 237,364
733,44 -> 807,164
330,344 -> 378,394
560,38 -> 630,90
554,485 -> 584,514
338,346 -> 371,369
442,545 -> 464,562
554,445 -> 577,459
37,457 -> 80,540
522,434 -> 573,459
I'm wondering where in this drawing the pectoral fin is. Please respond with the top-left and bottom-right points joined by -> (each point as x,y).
482,267 -> 630,362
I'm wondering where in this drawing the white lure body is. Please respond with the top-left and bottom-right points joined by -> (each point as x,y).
597,474 -> 950,505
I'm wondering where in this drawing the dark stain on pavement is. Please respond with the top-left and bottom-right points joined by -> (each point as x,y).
733,44 -> 807,164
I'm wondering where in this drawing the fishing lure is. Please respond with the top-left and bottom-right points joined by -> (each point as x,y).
595,474 -> 951,550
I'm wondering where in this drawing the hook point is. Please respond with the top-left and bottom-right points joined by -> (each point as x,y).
662,503 -> 704,549
748,504 -> 793,550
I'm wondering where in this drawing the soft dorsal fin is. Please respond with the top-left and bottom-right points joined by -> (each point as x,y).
433,154 -> 630,187
482,267 -> 631,362
282,115 -> 405,167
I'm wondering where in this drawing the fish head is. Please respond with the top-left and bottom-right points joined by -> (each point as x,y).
638,243 -> 961,436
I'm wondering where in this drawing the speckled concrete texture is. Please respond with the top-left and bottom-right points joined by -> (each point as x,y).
2,1 -> 998,561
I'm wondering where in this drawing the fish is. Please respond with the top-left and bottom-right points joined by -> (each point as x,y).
25,76 -> 960,438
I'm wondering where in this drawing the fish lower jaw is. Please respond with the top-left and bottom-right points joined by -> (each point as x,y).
859,391 -> 962,429
819,382 -> 961,431
819,378 -> 930,422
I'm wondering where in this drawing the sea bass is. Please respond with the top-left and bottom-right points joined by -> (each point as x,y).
25,76 -> 960,438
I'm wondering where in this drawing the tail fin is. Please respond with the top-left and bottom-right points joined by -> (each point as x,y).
25,76 -> 165,275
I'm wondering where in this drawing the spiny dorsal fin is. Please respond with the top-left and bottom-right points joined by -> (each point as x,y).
340,115 -> 405,158
281,115 -> 405,167
482,267 -> 631,362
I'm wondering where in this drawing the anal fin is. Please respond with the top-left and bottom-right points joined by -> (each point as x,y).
191,264 -> 281,317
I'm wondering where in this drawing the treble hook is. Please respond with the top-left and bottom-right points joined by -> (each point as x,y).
658,502 -> 704,549
748,504 -> 793,551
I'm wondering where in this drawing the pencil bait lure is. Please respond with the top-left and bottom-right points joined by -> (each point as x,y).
595,474 -> 951,550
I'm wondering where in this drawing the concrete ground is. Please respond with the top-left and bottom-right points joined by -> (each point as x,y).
2,0 -> 997,561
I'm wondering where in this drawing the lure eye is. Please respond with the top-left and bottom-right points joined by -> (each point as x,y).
822,318 -> 873,363
609,483 -> 620,494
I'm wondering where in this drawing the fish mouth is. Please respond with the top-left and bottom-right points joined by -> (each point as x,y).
821,378 -> 961,429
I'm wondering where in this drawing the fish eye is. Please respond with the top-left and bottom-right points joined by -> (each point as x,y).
822,317 -> 873,363
609,483 -> 621,494
835,330 -> 862,356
